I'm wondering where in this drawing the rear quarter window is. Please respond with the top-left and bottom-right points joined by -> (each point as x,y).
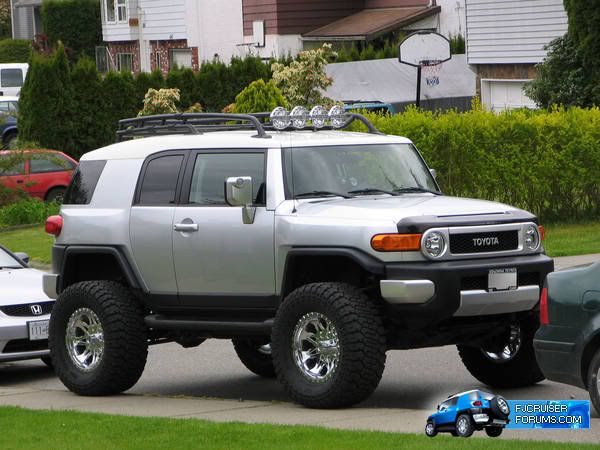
63,160 -> 106,205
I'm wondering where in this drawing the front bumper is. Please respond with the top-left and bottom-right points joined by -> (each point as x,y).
42,273 -> 59,299
0,312 -> 50,362
379,253 -> 553,320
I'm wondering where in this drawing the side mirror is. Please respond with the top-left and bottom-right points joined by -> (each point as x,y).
225,176 -> 255,224
429,168 -> 437,179
14,252 -> 29,265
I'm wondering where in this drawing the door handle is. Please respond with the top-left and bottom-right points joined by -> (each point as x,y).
174,222 -> 199,232
16,179 -> 23,184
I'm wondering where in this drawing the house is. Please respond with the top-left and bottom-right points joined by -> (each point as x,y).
100,0 -> 466,72
10,0 -> 42,40
465,0 -> 568,110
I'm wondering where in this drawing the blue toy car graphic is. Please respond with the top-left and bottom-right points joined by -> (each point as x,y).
425,390 -> 511,438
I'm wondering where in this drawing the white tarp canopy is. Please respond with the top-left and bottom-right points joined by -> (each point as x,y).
325,55 -> 476,105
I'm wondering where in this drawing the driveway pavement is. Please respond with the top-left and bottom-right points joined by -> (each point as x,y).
1,253 -> 599,443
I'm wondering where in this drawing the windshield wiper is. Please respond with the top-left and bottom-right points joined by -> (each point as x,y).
393,187 -> 441,195
295,190 -> 353,199
348,188 -> 398,196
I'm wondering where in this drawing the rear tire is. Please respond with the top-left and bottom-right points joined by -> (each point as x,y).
45,187 -> 66,204
271,282 -> 386,409
457,315 -> 544,388
49,281 -> 148,396
586,348 -> 600,415
455,414 -> 474,438
232,337 -> 276,378
485,426 -> 503,437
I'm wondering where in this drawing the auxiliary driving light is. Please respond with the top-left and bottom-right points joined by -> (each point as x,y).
422,231 -> 446,258
328,105 -> 347,129
310,105 -> 328,128
290,106 -> 309,129
270,106 -> 291,130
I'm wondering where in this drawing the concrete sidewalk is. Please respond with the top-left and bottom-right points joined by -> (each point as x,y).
1,253 -> 599,444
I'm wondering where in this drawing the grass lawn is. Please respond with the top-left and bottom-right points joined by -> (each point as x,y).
0,406 -> 595,450
0,223 -> 598,265
0,225 -> 53,264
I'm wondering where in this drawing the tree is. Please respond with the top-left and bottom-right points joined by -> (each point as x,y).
102,70 -> 137,131
18,43 -> 76,154
233,79 -> 287,114
138,88 -> 180,116
271,44 -> 337,107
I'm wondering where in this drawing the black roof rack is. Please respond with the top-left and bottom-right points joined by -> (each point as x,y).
116,112 -> 382,142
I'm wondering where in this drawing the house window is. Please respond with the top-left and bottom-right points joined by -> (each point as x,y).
117,53 -> 133,72
155,52 -> 161,70
104,0 -> 127,23
170,49 -> 192,69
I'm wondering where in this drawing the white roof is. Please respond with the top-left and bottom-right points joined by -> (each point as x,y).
82,130 -> 412,161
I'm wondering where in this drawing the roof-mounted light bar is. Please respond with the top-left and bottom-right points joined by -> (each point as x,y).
269,105 -> 350,131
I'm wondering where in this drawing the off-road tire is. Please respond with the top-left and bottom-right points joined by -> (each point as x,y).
485,426 -> 503,437
49,281 -> 148,396
425,421 -> 437,437
586,347 -> 600,415
232,337 -> 276,378
490,395 -> 510,418
455,414 -> 474,438
271,282 -> 386,409
457,315 -> 544,388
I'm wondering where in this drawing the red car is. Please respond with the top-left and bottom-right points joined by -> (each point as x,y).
0,150 -> 78,202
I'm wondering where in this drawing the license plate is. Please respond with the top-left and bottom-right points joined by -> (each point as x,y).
488,268 -> 517,291
28,320 -> 49,341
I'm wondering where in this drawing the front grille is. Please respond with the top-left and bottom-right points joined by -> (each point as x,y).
0,301 -> 54,317
3,339 -> 48,353
518,272 -> 539,286
450,230 -> 518,254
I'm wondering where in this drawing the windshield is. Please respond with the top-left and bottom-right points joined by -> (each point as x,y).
0,247 -> 22,269
284,144 -> 439,198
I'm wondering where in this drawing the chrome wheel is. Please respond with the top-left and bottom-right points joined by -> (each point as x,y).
425,422 -> 436,436
457,416 -> 469,434
483,324 -> 521,362
292,312 -> 340,383
66,307 -> 104,371
497,397 -> 510,415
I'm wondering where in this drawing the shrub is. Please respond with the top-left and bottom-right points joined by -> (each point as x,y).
0,197 -> 60,228
102,70 -> 138,131
234,79 -> 287,114
0,39 -> 32,63
134,70 -> 165,111
18,43 -> 76,155
166,68 -> 197,109
351,107 -> 600,222
197,60 -> 231,112
41,0 -> 102,59
138,88 -> 180,116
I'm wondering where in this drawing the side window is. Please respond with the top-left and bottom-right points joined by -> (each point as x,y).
63,160 -> 106,205
188,153 -> 265,206
30,154 -> 73,173
1,69 -> 23,87
0,159 -> 25,176
138,154 -> 184,205
0,102 -> 9,113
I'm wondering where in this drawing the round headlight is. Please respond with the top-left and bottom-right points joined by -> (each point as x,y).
290,106 -> 309,129
422,231 -> 446,258
270,107 -> 290,130
525,225 -> 540,251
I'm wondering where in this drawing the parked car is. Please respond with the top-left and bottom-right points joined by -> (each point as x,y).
0,64 -> 28,97
0,245 -> 53,365
0,150 -> 78,203
534,260 -> 600,414
425,390 -> 511,438
0,95 -> 19,149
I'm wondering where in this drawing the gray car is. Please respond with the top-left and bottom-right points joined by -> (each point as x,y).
0,246 -> 53,365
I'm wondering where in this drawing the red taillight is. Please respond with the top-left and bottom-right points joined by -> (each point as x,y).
45,215 -> 63,237
472,400 -> 483,407
540,287 -> 549,325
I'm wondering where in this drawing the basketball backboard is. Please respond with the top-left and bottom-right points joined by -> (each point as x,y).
398,31 -> 451,67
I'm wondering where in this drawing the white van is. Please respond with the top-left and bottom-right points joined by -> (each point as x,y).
0,63 -> 28,96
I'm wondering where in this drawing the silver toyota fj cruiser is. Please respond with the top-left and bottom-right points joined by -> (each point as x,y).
43,107 -> 553,408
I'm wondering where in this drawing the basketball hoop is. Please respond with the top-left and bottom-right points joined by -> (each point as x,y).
421,59 -> 442,87
398,31 -> 452,107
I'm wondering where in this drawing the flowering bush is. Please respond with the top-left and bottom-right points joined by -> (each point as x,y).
138,88 -> 180,116
271,44 -> 336,107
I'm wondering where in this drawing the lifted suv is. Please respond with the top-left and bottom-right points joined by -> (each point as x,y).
43,111 -> 553,408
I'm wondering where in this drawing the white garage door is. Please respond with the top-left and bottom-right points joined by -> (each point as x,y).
481,79 -> 537,111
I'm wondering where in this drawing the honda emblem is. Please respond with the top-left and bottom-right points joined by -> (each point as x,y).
30,304 -> 43,316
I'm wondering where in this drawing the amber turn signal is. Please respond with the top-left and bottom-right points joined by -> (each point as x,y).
371,233 -> 422,252
538,225 -> 545,241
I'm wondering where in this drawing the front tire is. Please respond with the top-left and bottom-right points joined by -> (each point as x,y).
457,315 -> 544,388
455,414 -> 474,438
49,281 -> 148,396
425,421 -> 437,437
271,282 -> 386,409
586,347 -> 600,415
232,337 -> 276,378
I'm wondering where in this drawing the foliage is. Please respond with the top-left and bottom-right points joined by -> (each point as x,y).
271,44 -> 336,107
335,39 -> 398,63
138,88 -> 180,116
563,0 -> 600,89
0,150 -> 28,206
233,79 -> 287,114
0,198 -> 59,228
350,106 -> 600,222
449,34 -> 465,55
0,226 -> 53,262
524,35 -> 588,108
71,58 -> 112,156
41,0 -> 102,59
134,70 -> 165,111
18,43 -> 76,154
0,39 -> 32,63
166,68 -> 197,109
102,70 -> 137,132
0,0 -> 10,39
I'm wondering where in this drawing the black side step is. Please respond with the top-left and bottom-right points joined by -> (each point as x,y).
145,315 -> 273,335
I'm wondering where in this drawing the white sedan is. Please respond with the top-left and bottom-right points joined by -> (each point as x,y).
0,246 -> 53,365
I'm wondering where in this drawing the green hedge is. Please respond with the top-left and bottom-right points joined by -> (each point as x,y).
0,198 -> 59,228
0,39 -> 32,63
356,106 -> 600,222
